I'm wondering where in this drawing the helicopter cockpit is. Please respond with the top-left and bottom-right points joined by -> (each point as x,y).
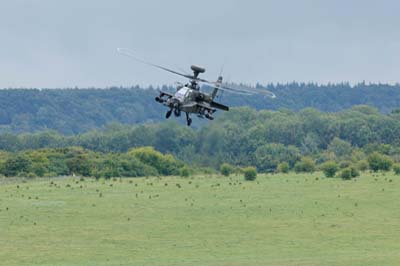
174,86 -> 190,101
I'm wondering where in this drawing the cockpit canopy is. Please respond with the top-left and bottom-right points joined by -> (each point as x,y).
174,87 -> 190,101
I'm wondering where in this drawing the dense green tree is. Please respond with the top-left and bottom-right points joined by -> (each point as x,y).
294,157 -> 316,173
243,167 -> 257,181
277,162 -> 289,173
129,147 -> 182,176
328,138 -> 353,159
255,143 -> 300,172
220,163 -> 234,176
321,161 -> 338,178
393,164 -> 400,175
1,154 -> 32,177
367,152 -> 393,172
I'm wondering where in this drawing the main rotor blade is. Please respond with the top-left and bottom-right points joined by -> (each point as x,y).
200,78 -> 276,97
220,83 -> 277,98
117,48 -> 194,80
117,48 -> 276,98
215,87 -> 254,95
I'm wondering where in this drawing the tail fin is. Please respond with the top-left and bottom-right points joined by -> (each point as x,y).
211,76 -> 223,100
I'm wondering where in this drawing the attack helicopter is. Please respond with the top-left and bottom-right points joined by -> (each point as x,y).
117,48 -> 276,126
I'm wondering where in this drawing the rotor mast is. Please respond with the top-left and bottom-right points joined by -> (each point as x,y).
190,65 -> 205,90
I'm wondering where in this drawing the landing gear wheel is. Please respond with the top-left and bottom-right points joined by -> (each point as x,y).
185,112 -> 192,126
166,110 -> 172,119
205,114 -> 214,120
174,109 -> 181,117
155,96 -> 161,102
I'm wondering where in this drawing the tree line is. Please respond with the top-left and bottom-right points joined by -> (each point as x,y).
1,82 -> 400,134
1,105 -> 400,178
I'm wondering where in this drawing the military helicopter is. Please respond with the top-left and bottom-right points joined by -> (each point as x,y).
117,48 -> 276,126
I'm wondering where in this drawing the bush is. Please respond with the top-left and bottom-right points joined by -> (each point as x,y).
243,167 -> 257,181
367,152 -> 393,172
339,168 -> 352,180
277,162 -> 289,173
220,163 -> 234,176
129,147 -> 182,176
393,164 -> 400,175
350,166 -> 360,178
179,166 -> 191,177
339,166 -> 359,180
357,160 -> 369,171
294,157 -> 315,173
320,161 -> 338,178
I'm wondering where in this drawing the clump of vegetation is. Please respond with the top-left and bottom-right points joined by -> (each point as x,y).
0,146 -> 188,179
393,164 -> 400,175
339,168 -> 352,180
320,161 -> 338,178
2,154 -> 32,177
243,167 -> 257,181
367,152 -> 393,172
277,162 -> 289,173
220,163 -> 234,176
294,157 -> 315,173
356,160 -> 369,171
339,166 -> 359,180
179,166 -> 191,177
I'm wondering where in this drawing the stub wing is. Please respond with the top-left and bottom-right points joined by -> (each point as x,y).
210,101 -> 229,111
195,101 -> 229,112
159,91 -> 173,98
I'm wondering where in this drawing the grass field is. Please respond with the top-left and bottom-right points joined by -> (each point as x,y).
1,173 -> 399,266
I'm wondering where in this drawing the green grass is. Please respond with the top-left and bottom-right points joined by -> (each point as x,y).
1,173 -> 399,266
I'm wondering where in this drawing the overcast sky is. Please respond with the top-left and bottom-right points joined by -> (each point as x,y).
1,0 -> 399,88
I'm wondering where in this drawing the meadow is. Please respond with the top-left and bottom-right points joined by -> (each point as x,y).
0,173 -> 399,266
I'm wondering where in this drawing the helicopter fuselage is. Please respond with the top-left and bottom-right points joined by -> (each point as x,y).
155,84 -> 228,126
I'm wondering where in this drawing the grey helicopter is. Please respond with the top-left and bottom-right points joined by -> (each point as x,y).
117,48 -> 276,126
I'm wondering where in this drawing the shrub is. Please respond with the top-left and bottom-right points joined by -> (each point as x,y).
243,167 -> 257,181
129,147 -> 182,176
357,160 -> 369,171
277,162 -> 289,173
393,164 -> 400,175
320,161 -> 338,178
220,163 -> 234,176
179,167 -> 191,177
339,166 -> 359,180
367,152 -> 393,172
339,168 -> 352,180
294,157 -> 315,173
350,166 -> 360,178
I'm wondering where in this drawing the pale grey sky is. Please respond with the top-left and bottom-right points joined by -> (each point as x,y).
0,0 -> 399,88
